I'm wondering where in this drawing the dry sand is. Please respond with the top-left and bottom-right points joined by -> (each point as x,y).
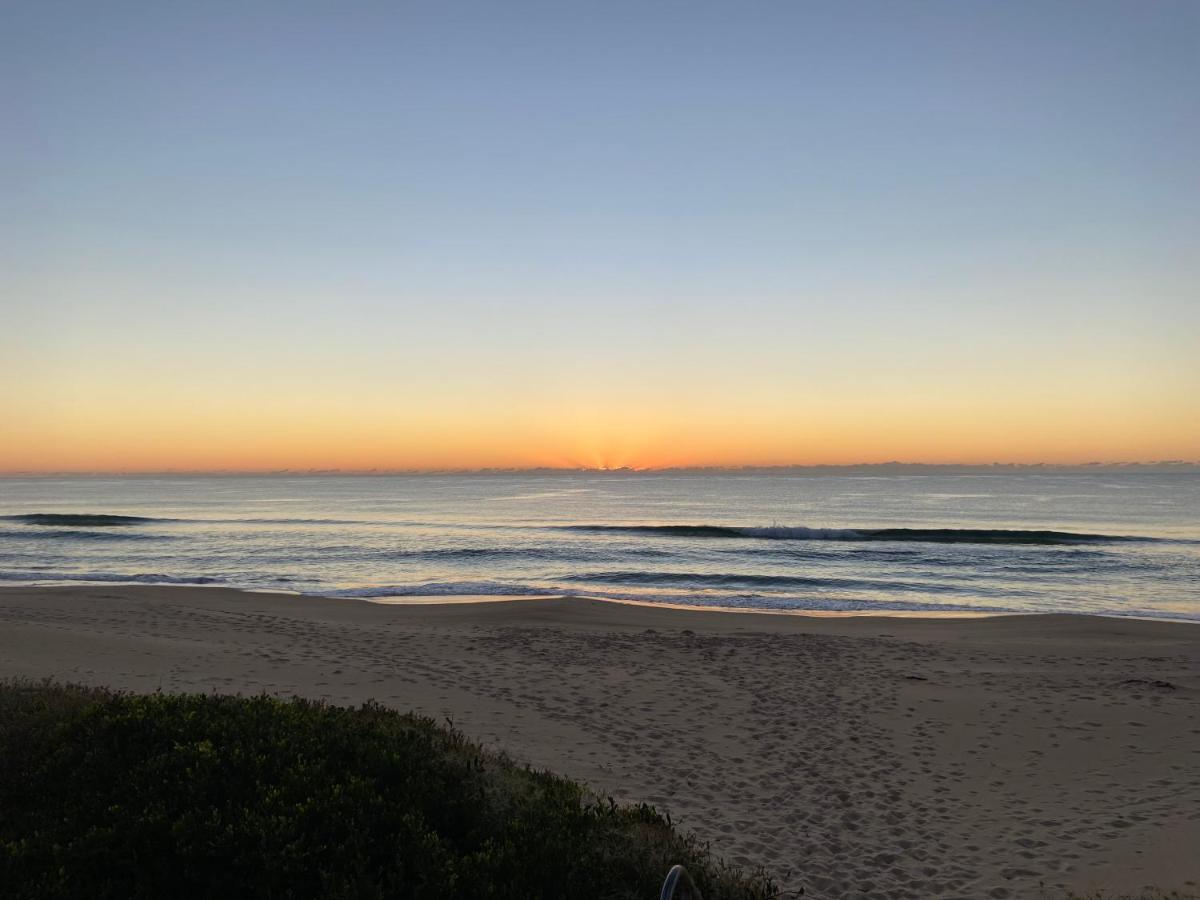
1,585 -> 1197,899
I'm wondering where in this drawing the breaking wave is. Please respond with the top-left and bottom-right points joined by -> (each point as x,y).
0,571 -> 225,585
3,513 -> 165,527
562,570 -> 967,593
318,581 -> 1007,614
562,524 -> 1149,545
323,581 -> 562,599
0,529 -> 173,542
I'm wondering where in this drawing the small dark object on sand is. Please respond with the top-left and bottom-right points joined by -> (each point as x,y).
1121,678 -> 1177,690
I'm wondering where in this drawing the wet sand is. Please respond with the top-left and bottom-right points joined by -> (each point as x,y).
1,585 -> 1197,899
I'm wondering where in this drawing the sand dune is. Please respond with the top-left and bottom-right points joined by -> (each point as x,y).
1,586 -> 1197,899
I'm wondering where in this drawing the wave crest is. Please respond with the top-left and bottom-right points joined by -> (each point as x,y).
562,524 -> 1146,545
3,514 -> 162,527
0,529 -> 172,542
0,571 -> 223,585
563,570 -> 966,593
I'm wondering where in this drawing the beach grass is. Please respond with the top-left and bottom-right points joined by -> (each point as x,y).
0,680 -> 776,900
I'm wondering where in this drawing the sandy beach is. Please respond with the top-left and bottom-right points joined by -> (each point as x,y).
1,586 -> 1197,899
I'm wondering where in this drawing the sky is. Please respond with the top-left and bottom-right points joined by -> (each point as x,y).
2,1 -> 1197,472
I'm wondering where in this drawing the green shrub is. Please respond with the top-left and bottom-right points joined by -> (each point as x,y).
0,680 -> 775,900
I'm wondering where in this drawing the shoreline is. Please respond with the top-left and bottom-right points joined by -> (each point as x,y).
367,593 -> 1004,617
2,584 -> 1197,898
6,580 -> 1200,623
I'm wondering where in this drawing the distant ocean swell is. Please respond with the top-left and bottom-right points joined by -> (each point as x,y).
0,513 -> 376,528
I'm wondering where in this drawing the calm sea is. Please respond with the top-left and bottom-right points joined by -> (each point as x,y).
1,473 -> 1198,621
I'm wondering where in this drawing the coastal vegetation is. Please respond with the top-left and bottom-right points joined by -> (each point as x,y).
0,680 -> 775,899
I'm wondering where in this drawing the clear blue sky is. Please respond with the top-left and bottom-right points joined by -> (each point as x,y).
3,1 -> 1197,470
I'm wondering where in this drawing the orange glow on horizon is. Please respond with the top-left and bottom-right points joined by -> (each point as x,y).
3,329 -> 1197,474
2,401 -> 1196,474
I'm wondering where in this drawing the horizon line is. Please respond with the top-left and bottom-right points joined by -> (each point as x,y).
3,461 -> 1199,477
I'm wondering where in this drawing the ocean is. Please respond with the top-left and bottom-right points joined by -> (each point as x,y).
1,472 -> 1198,621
